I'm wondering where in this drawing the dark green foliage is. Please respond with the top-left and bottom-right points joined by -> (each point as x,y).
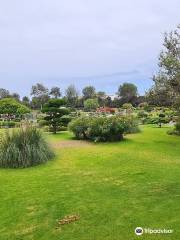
42,99 -> 69,134
168,119 -> 180,136
69,115 -> 139,142
0,88 -> 10,99
0,121 -> 16,128
175,121 -> 180,132
31,83 -> 49,109
117,83 -> 138,105
0,126 -> 54,168
22,96 -> 30,107
60,115 -> 72,126
146,116 -> 159,124
65,85 -> 78,107
50,87 -> 61,98
82,86 -> 96,99
11,93 -> 20,101
158,113 -> 166,127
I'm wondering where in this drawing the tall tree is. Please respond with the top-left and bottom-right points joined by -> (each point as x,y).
31,83 -> 49,109
0,88 -> 10,99
65,84 -> 78,106
50,87 -> 61,98
104,96 -> 112,107
22,96 -> 30,107
117,83 -> 137,98
11,93 -> 20,101
82,86 -> 96,99
145,86 -> 173,107
97,91 -> 106,98
151,25 -> 180,111
117,83 -> 138,104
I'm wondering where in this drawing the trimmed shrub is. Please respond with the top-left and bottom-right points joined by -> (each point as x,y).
68,116 -> 90,139
60,115 -> 72,126
38,119 -> 48,127
124,116 -> 140,133
0,126 -> 54,168
122,103 -> 133,109
0,121 -> 16,128
84,98 -> 99,111
168,119 -> 180,136
137,111 -> 148,124
68,115 -> 139,142
146,116 -> 159,124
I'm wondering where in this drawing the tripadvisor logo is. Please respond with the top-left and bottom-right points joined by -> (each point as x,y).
135,227 -> 143,235
135,227 -> 173,236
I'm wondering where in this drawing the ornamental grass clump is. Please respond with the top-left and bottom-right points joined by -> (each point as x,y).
0,126 -> 54,168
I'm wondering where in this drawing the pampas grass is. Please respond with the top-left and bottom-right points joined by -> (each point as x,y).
0,126 -> 54,168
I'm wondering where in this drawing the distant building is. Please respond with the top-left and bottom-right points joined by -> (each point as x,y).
96,107 -> 118,114
106,94 -> 119,100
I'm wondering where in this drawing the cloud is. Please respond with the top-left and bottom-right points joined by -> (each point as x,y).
0,0 -> 179,96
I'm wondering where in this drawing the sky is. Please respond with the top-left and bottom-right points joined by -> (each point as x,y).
0,0 -> 179,97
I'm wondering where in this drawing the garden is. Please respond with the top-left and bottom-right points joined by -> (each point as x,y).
0,25 -> 180,239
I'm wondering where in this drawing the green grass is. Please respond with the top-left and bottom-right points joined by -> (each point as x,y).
0,125 -> 180,239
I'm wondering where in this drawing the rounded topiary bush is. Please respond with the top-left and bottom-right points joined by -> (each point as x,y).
0,126 -> 54,168
68,115 -> 139,142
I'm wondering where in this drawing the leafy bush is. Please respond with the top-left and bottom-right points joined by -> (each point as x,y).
138,102 -> 149,110
146,116 -> 159,124
137,111 -> 148,124
0,120 -> 22,128
0,126 -> 54,168
137,111 -> 148,118
38,119 -> 48,127
168,119 -> 180,136
122,103 -> 133,109
175,121 -> 180,132
0,121 -> 16,128
0,98 -> 30,116
68,116 -> 90,139
124,116 -> 140,133
69,115 -> 139,142
84,98 -> 99,111
60,115 -> 72,126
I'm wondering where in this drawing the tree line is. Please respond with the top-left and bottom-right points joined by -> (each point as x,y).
0,82 -> 145,110
0,25 -> 179,112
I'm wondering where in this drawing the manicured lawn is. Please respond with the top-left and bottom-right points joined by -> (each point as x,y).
0,125 -> 180,239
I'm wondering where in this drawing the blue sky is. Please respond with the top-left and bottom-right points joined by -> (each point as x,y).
0,0 -> 179,97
